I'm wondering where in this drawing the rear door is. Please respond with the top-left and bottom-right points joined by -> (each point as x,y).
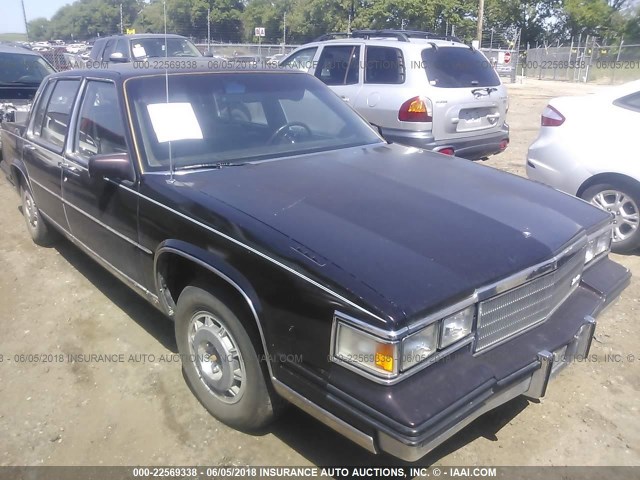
421,46 -> 508,141
24,78 -> 81,230
313,44 -> 362,105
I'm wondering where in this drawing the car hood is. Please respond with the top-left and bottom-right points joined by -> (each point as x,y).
170,144 -> 609,325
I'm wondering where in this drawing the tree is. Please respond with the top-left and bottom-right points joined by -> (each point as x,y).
27,18 -> 52,41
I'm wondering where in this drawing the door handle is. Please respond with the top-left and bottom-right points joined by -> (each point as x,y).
24,144 -> 36,151
62,164 -> 82,178
340,96 -> 350,103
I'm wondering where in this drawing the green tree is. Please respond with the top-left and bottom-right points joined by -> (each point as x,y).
27,17 -> 52,41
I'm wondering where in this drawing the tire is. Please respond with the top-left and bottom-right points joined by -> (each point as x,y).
20,184 -> 57,246
581,182 -> 640,254
175,285 -> 280,431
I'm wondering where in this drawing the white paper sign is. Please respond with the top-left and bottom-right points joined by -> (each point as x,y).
147,103 -> 203,143
132,44 -> 146,58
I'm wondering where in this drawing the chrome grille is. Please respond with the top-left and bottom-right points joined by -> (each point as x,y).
475,247 -> 585,352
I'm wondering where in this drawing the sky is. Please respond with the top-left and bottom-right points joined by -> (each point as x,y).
1,0 -> 72,34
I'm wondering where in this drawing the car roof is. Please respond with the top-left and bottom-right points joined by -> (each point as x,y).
97,34 -> 190,41
305,38 -> 469,49
47,62 -> 306,82
0,44 -> 43,56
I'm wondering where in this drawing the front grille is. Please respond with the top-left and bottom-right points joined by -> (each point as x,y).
475,247 -> 585,352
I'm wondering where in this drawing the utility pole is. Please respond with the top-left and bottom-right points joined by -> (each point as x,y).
120,3 -> 124,34
21,0 -> 29,40
477,0 -> 485,46
283,11 -> 286,46
207,8 -> 211,53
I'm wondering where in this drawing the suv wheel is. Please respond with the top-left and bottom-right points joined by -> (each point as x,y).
582,182 -> 640,253
175,285 -> 280,430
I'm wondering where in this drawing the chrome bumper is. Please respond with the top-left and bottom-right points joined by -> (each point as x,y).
377,316 -> 597,461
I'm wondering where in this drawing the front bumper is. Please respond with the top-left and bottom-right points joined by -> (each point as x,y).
381,124 -> 509,161
274,256 -> 630,462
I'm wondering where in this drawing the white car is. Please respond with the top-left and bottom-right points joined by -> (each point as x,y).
527,80 -> 640,253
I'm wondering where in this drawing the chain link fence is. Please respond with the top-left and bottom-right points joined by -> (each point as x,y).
522,40 -> 640,84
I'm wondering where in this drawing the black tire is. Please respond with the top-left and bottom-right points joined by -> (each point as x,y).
581,182 -> 640,254
175,285 -> 280,430
20,184 -> 57,246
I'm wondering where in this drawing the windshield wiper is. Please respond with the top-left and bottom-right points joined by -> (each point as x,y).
173,161 -> 248,172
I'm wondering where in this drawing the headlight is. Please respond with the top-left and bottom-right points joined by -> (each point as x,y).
439,306 -> 475,349
585,228 -> 612,265
334,322 -> 398,377
401,322 -> 438,371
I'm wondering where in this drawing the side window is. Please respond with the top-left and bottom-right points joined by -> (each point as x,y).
74,81 -> 127,159
315,46 -> 360,86
28,80 -> 55,138
280,47 -> 317,71
37,79 -> 81,151
90,40 -> 104,60
365,47 -> 405,84
102,39 -> 116,61
112,39 -> 129,59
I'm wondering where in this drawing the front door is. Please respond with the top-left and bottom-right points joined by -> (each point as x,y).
61,79 -> 146,286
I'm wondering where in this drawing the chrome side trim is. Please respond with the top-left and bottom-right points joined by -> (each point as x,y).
38,210 -> 159,306
154,246 -> 274,379
29,177 -> 152,255
271,379 -> 377,455
116,182 -> 387,323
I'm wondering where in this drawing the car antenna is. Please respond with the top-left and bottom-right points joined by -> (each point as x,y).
163,0 -> 174,183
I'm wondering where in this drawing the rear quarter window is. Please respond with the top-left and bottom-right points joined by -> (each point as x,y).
420,47 -> 500,88
365,47 -> 405,84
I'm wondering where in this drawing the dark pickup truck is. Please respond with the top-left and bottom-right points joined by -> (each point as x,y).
0,64 -> 631,461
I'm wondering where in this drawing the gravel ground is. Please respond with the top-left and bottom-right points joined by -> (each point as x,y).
0,78 -> 638,468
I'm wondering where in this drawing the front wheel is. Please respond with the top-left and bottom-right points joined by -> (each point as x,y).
175,285 -> 279,430
20,185 -> 57,246
581,182 -> 640,254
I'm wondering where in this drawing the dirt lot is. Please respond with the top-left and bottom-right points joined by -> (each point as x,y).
0,79 -> 639,469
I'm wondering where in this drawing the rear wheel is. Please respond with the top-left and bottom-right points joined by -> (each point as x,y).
175,285 -> 279,430
20,185 -> 57,246
581,182 -> 640,254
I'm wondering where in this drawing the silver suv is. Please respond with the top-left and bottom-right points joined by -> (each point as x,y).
281,30 -> 509,160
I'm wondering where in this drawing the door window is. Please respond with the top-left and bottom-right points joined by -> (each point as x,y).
36,79 -> 81,151
74,81 -> 127,160
315,46 -> 360,86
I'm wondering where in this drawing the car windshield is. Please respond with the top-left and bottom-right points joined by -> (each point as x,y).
126,72 -> 382,171
0,52 -> 55,85
130,38 -> 202,59
421,47 -> 500,88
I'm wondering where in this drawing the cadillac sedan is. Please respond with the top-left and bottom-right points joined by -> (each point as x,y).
0,64 -> 630,461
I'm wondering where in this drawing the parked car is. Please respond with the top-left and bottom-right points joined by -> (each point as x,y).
280,29 -> 510,160
527,80 -> 640,253
1,64 -> 629,461
0,45 -> 56,152
89,34 -> 203,65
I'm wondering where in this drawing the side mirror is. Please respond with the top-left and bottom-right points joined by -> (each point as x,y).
109,52 -> 129,63
88,153 -> 135,182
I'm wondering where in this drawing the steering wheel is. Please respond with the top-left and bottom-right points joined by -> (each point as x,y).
267,121 -> 312,145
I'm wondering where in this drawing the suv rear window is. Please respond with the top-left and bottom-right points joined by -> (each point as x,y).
421,47 -> 499,88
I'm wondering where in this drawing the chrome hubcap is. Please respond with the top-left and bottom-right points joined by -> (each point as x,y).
188,311 -> 246,404
24,192 -> 38,229
590,190 -> 639,242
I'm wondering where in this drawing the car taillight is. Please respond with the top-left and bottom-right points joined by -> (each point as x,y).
399,96 -> 432,122
438,147 -> 455,155
541,105 -> 565,126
